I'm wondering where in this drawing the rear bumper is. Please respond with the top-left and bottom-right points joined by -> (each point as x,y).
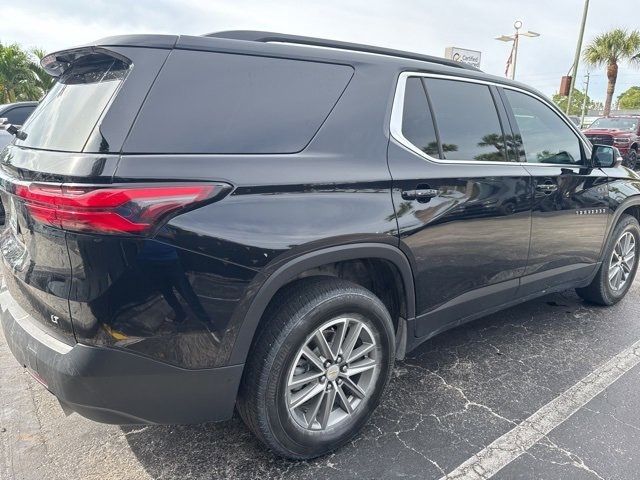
0,287 -> 243,425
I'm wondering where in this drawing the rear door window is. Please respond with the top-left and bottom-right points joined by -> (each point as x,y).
123,50 -> 354,154
424,78 -> 508,162
15,55 -> 129,152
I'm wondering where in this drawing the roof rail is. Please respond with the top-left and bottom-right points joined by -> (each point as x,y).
204,30 -> 480,71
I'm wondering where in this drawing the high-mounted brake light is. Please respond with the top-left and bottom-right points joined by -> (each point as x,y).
14,184 -> 220,235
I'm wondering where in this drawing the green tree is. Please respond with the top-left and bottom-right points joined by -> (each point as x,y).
28,48 -> 55,95
0,43 -> 53,103
583,28 -> 640,116
617,86 -> 640,110
0,43 -> 32,102
553,88 -> 593,116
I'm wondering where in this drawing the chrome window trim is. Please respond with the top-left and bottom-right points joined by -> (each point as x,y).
390,72 -> 592,167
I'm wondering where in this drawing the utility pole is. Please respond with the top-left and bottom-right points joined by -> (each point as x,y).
580,72 -> 590,128
496,21 -> 540,80
565,0 -> 590,114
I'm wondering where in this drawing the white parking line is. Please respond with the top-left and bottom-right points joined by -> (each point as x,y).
441,338 -> 640,480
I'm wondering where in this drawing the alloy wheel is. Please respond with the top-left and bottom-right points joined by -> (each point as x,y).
609,231 -> 637,292
285,315 -> 379,431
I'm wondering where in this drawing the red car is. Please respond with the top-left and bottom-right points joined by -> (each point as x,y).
583,116 -> 640,169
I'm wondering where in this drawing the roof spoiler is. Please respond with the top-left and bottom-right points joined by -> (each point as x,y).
40,35 -> 177,77
40,46 -> 131,77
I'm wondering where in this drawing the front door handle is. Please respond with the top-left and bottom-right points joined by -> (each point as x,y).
401,188 -> 439,202
535,183 -> 558,194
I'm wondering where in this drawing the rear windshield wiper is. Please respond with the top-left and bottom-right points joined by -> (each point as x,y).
6,124 -> 27,141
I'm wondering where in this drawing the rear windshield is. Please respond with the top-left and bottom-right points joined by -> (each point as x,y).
15,54 -> 129,152
123,50 -> 354,154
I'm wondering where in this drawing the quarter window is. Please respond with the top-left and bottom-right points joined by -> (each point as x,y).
505,89 -> 583,165
424,79 -> 508,162
124,51 -> 354,154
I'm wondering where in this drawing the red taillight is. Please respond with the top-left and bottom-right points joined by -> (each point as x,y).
14,184 -> 219,235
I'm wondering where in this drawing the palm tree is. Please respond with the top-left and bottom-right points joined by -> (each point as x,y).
583,29 -> 640,116
29,48 -> 56,96
0,43 -> 33,103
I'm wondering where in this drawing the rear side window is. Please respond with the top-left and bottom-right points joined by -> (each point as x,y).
401,78 -> 439,157
124,50 -> 354,154
424,79 -> 508,162
16,55 -> 128,152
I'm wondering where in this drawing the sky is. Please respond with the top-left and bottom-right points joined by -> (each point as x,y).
2,0 -> 640,103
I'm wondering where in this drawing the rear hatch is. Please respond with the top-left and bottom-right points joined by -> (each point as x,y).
0,40 -> 174,344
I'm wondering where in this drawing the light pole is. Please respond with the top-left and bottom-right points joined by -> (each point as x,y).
580,72 -> 590,128
565,0 -> 590,114
496,20 -> 540,80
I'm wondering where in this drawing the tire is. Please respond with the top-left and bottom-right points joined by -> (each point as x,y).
237,276 -> 395,459
624,149 -> 638,170
576,214 -> 640,305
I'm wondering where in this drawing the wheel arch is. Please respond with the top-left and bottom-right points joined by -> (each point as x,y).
228,243 -> 416,365
603,197 -> 640,260
614,198 -> 640,225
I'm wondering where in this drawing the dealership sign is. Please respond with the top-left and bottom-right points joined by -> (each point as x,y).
444,47 -> 482,69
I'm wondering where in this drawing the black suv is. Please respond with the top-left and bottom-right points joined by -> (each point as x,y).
1,32 -> 640,460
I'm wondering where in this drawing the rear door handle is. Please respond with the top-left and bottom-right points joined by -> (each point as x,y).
401,188 -> 438,201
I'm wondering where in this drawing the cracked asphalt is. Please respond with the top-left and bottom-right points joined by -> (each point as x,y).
2,277 -> 640,479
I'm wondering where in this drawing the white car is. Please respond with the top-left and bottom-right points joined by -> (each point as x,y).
0,129 -> 12,151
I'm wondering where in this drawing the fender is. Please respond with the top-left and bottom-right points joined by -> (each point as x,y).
227,243 -> 416,365
600,194 -> 640,260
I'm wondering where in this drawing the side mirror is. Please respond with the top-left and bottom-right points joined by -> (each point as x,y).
591,144 -> 623,168
5,124 -> 27,141
0,118 -> 8,130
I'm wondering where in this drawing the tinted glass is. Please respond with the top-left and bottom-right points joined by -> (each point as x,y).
505,90 -> 583,165
425,79 -> 507,162
401,78 -> 439,157
590,117 -> 638,132
5,106 -> 34,126
16,55 -> 128,152
125,50 -> 354,154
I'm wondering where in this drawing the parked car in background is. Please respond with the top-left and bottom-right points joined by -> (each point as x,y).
583,116 -> 640,169
0,125 -> 10,221
0,130 -> 12,151
568,115 -> 581,126
0,102 -> 37,225
0,102 -> 38,129
1,32 -> 640,460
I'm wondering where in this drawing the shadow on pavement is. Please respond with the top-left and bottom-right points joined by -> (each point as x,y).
121,288 -> 640,480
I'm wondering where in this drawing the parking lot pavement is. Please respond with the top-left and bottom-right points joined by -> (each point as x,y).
1,278 -> 640,480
